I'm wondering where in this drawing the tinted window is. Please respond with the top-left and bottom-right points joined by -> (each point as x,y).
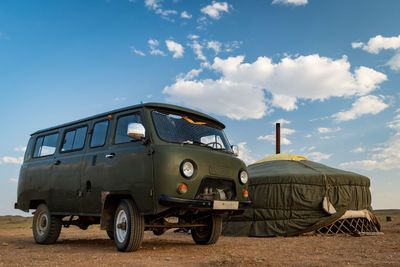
115,114 -> 142,144
152,111 -> 232,152
33,137 -> 44,158
90,120 -> 109,148
33,133 -> 59,157
61,126 -> 88,152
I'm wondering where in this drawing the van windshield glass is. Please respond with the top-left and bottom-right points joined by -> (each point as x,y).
152,111 -> 232,152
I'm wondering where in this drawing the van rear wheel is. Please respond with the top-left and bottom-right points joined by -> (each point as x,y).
113,199 -> 144,252
32,203 -> 62,244
191,214 -> 222,245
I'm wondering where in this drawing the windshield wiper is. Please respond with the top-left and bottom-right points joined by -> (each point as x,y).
182,140 -> 204,146
181,140 -> 228,151
181,140 -> 213,149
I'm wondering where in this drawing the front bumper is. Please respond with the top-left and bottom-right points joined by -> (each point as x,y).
159,194 -> 251,210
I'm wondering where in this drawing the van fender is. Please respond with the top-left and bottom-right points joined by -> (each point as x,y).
100,191 -> 137,230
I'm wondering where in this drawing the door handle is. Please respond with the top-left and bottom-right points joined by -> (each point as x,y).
53,160 -> 61,165
105,153 -> 115,159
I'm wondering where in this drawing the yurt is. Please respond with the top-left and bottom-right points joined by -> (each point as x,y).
223,154 -> 380,237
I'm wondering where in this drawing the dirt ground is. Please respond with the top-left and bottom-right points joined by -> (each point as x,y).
0,217 -> 399,267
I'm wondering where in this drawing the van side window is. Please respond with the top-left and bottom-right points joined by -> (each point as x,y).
33,133 -> 59,157
90,120 -> 109,148
115,114 -> 142,144
61,126 -> 88,152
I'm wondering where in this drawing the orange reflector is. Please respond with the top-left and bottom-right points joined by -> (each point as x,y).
107,114 -> 113,120
178,183 -> 188,194
242,189 -> 249,198
182,116 -> 207,125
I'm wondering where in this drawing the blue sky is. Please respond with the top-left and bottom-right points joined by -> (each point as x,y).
1,0 -> 400,215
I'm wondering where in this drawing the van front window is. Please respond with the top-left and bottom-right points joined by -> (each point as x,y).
152,111 -> 232,152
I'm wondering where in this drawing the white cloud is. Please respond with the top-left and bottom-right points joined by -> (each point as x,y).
237,142 -> 256,165
387,52 -> 400,71
1,156 -> 23,164
352,34 -> 400,54
351,42 -> 363,49
148,39 -> 165,56
258,127 -> 296,145
114,97 -> 126,102
340,112 -> 400,171
164,77 -> 268,120
14,146 -> 26,153
224,41 -> 242,53
9,178 -> 18,184
304,134 -> 312,138
200,1 -> 229,20
305,151 -> 331,162
130,46 -> 146,56
281,128 -> 296,135
272,0 -> 308,6
165,40 -> 184,58
189,40 -> 206,61
274,118 -> 291,125
145,0 -> 177,21
300,146 -> 315,152
317,127 -> 341,133
188,34 -> 200,40
258,135 -> 292,145
181,11 -> 192,19
184,69 -> 202,80
320,136 -> 334,140
351,147 -> 365,153
207,41 -> 222,54
388,116 -> 400,131
333,95 -> 388,121
164,54 -> 387,120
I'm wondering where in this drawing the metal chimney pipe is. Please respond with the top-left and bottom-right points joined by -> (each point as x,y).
276,123 -> 280,154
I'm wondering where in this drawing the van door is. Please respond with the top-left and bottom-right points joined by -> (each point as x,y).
50,125 -> 88,214
104,110 -> 154,213
27,132 -> 60,210
81,117 -> 111,215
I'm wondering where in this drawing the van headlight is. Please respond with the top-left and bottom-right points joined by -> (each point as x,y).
181,161 -> 194,178
239,170 -> 248,184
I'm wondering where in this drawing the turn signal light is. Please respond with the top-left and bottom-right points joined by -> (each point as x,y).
242,189 -> 249,198
178,183 -> 188,194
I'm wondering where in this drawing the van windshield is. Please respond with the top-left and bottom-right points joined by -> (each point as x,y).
152,111 -> 232,152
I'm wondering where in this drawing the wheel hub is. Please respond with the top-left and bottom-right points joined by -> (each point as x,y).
36,211 -> 48,236
115,210 -> 128,243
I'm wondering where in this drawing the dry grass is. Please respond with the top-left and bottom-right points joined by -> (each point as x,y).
0,216 -> 32,229
374,209 -> 400,223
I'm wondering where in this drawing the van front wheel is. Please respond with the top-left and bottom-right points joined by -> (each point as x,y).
191,214 -> 222,245
32,203 -> 62,244
106,230 -> 114,240
113,199 -> 144,252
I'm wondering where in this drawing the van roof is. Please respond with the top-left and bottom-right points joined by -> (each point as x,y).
31,102 -> 225,136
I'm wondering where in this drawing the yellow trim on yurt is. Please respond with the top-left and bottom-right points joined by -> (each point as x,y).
249,153 -> 309,166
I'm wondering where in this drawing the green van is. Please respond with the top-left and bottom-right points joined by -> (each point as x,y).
15,103 -> 250,252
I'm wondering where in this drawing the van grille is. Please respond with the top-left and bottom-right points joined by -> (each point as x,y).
195,178 -> 236,201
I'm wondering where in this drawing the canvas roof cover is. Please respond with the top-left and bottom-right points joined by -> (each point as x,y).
223,156 -> 376,237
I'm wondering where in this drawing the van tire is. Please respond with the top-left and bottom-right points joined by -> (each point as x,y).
113,199 -> 144,252
106,230 -> 114,240
191,214 -> 222,245
32,203 -> 62,244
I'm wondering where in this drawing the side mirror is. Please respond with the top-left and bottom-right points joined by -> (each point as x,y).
127,123 -> 145,140
231,145 -> 239,156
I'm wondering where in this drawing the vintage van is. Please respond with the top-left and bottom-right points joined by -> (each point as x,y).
15,103 -> 250,252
